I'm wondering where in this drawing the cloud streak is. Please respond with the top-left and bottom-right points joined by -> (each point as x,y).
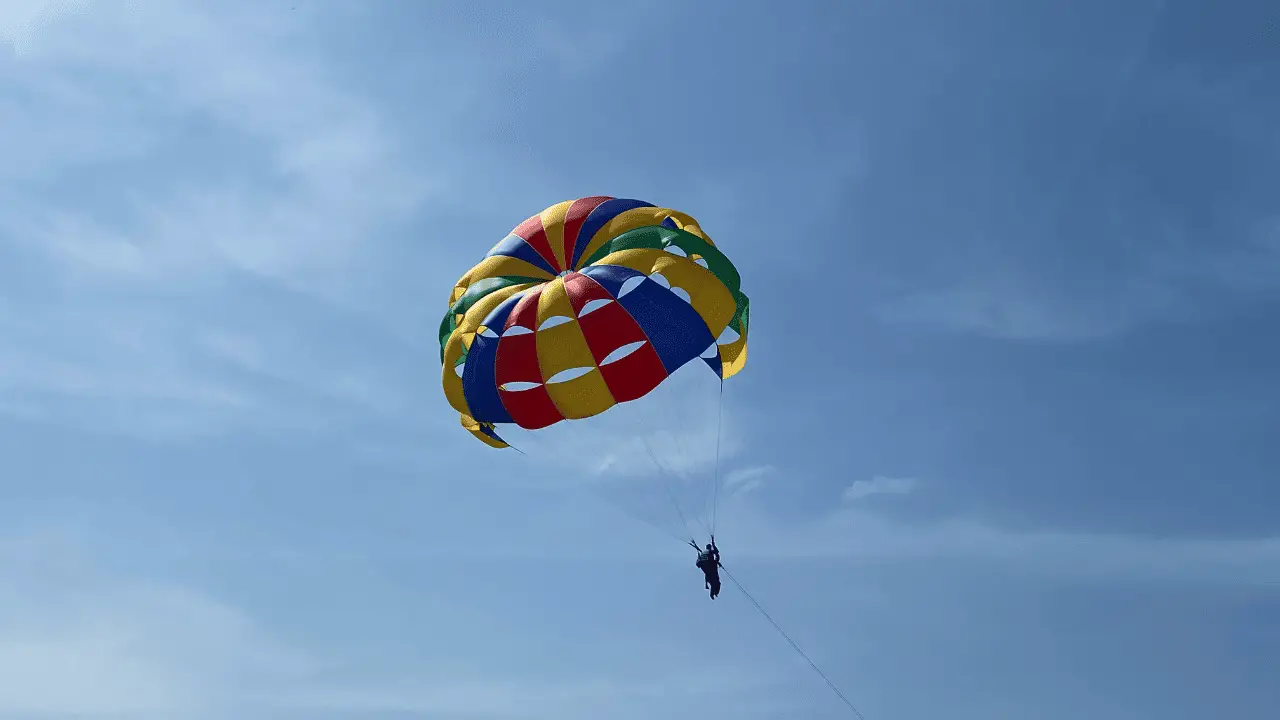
720,495 -> 1279,588
0,526 -> 764,719
4,0 -> 432,285
723,464 -> 776,497
0,528 -> 313,717
843,475 -> 918,502
0,0 -> 449,442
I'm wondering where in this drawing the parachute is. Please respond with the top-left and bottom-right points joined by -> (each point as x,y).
438,196 -> 750,451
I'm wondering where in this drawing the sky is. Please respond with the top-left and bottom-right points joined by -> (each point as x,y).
1,0 -> 1277,718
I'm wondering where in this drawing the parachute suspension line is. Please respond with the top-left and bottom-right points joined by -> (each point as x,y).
552,420 -> 692,545
721,567 -> 869,720
642,436 -> 705,544
709,378 -> 725,536
664,397 -> 697,482
644,383 -> 702,532
665,398 -> 707,535
600,499 -> 695,546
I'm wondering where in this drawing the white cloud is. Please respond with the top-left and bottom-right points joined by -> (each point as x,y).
0,304 -> 356,440
3,0 -> 432,286
843,475 -> 918,502
0,0 -> 450,440
876,284 -> 1140,342
0,526 -> 764,719
722,500 -> 1280,587
723,464 -> 775,497
264,672 -> 762,719
0,0 -> 90,58
0,528 -> 314,716
874,218 -> 1280,343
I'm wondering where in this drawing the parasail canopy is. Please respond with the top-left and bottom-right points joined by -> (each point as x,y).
438,196 -> 750,448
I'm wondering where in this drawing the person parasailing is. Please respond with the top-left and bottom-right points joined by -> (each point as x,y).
693,537 -> 722,599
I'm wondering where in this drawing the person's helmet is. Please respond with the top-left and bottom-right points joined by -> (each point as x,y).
706,544 -> 713,550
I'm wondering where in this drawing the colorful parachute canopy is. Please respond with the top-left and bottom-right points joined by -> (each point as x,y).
439,196 -> 750,448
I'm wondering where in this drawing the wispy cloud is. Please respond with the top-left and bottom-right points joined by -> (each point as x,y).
0,1 -> 446,441
4,1 -> 432,286
724,499 -> 1279,587
723,464 -> 775,497
875,281 -> 1163,342
264,672 -> 762,719
0,0 -> 88,58
843,475 -> 918,502
865,56 -> 1280,344
0,525 -> 763,719
0,527 -> 315,717
871,233 -> 1280,342
876,231 -> 1280,342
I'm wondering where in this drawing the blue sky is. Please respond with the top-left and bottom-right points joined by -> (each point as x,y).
1,0 -> 1277,718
